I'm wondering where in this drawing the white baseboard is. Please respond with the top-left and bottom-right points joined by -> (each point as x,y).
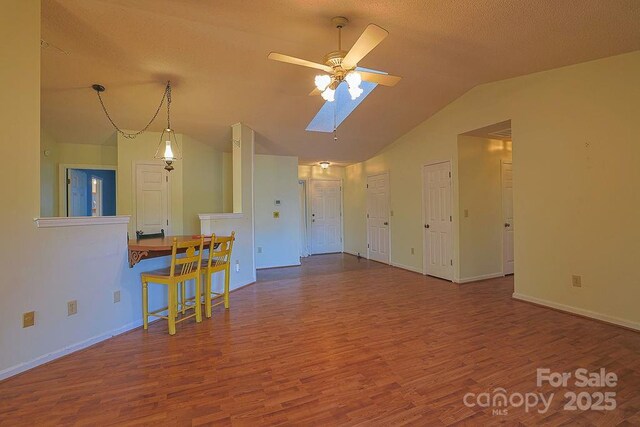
0,319 -> 143,381
512,292 -> 640,332
256,262 -> 301,270
456,272 -> 505,284
390,262 -> 423,274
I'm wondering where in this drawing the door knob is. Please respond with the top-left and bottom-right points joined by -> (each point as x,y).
425,224 -> 430,229
504,223 -> 511,227
384,222 -> 388,225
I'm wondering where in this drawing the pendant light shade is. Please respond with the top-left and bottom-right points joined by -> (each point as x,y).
155,127 -> 181,171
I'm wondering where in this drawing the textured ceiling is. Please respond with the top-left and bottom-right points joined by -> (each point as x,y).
41,0 -> 640,164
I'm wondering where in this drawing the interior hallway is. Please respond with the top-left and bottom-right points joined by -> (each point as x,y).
0,254 -> 638,425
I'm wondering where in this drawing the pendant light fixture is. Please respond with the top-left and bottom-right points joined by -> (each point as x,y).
153,82 -> 181,171
93,80 -> 181,171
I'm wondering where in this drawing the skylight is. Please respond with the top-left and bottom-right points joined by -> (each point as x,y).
306,68 -> 386,133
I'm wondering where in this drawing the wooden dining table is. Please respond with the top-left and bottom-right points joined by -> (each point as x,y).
128,235 -> 212,268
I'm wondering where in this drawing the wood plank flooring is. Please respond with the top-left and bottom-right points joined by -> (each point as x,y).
1,254 -> 639,425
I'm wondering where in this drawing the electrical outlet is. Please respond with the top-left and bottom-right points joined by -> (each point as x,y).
23,311 -> 35,328
113,290 -> 121,303
257,247 -> 262,254
411,248 -> 415,255
235,261 -> 240,272
67,300 -> 78,316
572,275 -> 582,288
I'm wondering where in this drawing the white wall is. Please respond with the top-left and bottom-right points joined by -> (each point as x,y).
344,51 -> 640,329
255,155 -> 301,269
458,136 -> 512,281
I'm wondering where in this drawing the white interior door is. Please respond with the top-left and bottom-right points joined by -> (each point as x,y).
423,162 -> 453,280
367,173 -> 390,264
135,163 -> 169,235
502,162 -> 514,275
68,169 -> 88,216
310,180 -> 342,254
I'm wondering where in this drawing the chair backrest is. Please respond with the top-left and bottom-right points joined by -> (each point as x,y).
206,231 -> 235,268
169,236 -> 205,278
136,229 -> 165,240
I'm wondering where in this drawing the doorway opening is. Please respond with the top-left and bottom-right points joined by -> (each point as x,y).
457,120 -> 513,282
61,166 -> 116,217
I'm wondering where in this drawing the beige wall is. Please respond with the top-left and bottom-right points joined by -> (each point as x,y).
344,51 -> 640,328
458,136 -> 512,280
222,151 -> 233,213
182,134 -> 223,234
255,155 -> 301,268
40,129 -> 60,217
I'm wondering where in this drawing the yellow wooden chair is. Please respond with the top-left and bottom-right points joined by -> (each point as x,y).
141,236 -> 204,335
202,232 -> 235,318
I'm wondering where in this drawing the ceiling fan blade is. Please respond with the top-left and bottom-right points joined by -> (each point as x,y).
341,24 -> 389,70
359,71 -> 402,87
309,87 -> 321,96
268,52 -> 333,73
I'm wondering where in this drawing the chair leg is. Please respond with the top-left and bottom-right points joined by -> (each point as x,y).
142,281 -> 148,330
224,266 -> 230,309
195,275 -> 202,323
168,284 -> 177,335
205,272 -> 212,318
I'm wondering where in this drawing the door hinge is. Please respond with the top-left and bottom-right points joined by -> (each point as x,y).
368,244 -> 370,248
366,184 -> 369,188
166,220 -> 169,226
449,172 -> 451,178
450,215 -> 452,222
450,259 -> 453,266
367,213 -> 369,218
67,178 -> 71,185
166,176 -> 168,182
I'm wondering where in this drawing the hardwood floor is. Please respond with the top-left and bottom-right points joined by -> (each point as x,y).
1,254 -> 639,425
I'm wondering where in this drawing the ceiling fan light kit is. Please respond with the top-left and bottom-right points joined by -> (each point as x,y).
268,16 -> 401,107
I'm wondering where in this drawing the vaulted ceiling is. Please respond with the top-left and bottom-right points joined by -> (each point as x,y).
41,0 -> 640,164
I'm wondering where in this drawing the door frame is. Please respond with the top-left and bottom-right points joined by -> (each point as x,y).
133,160 -> 172,235
298,179 -> 309,257
58,163 -> 117,217
366,171 -> 391,264
309,178 -> 344,254
421,159 -> 454,280
501,160 -> 514,275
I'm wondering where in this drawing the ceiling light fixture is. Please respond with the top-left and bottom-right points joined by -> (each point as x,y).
319,161 -> 330,169
93,81 -> 181,171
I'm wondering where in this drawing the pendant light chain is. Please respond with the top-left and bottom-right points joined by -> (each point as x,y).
95,81 -> 171,139
166,81 -> 172,129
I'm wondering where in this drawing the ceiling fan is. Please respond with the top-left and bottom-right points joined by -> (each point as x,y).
268,17 -> 401,102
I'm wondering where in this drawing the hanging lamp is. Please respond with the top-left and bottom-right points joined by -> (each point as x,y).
92,81 -> 180,171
